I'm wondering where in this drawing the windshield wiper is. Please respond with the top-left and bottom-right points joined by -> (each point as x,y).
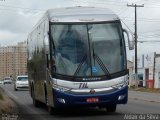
92,43 -> 111,78
73,55 -> 87,79
94,54 -> 111,78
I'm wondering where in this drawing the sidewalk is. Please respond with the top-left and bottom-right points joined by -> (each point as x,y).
128,90 -> 160,103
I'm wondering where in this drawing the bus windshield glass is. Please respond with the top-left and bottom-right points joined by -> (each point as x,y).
50,22 -> 126,78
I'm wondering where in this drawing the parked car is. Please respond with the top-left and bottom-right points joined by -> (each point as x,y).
3,77 -> 12,85
14,75 -> 29,91
0,80 -> 4,84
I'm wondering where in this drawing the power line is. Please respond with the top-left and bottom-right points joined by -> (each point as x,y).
117,7 -> 128,15
139,34 -> 160,38
67,0 -> 126,6
142,0 -> 160,5
0,8 -> 43,16
139,32 -> 160,36
123,18 -> 160,23
139,29 -> 160,34
136,0 -> 147,3
0,4 -> 45,15
138,40 -> 160,42
120,19 -> 134,35
71,0 -> 160,8
70,0 -> 128,4
144,4 -> 160,8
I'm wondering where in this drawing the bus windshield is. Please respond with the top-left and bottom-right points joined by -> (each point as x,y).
50,22 -> 126,78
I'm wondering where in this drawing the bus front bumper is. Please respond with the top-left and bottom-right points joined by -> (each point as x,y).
53,86 -> 128,108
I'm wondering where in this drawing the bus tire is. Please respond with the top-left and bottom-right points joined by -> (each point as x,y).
44,84 -> 48,105
33,97 -> 41,107
14,87 -> 17,91
48,106 -> 55,115
106,104 -> 117,113
32,85 -> 40,107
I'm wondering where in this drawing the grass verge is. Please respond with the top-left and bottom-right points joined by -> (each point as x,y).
0,87 -> 17,114
0,90 -> 3,100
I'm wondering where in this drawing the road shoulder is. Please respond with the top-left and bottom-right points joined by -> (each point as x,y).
129,90 -> 160,103
0,86 -> 18,114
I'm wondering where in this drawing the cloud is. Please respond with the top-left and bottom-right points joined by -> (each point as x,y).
0,0 -> 79,46
17,10 -> 42,16
0,0 -> 160,60
0,30 -> 26,46
0,0 -> 74,31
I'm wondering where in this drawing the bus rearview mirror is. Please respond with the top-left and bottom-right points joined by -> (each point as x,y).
123,29 -> 134,50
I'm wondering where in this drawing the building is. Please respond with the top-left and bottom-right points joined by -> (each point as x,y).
127,60 -> 134,86
132,52 -> 160,88
127,60 -> 134,76
0,41 -> 27,80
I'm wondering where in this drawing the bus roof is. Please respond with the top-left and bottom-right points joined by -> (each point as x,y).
45,6 -> 119,23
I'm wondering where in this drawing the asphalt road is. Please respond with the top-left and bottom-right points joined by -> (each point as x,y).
1,84 -> 160,120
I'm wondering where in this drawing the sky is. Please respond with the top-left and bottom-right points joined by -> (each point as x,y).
1,0 -> 160,60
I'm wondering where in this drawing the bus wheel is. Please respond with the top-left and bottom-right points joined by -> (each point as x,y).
44,84 -> 48,105
106,104 -> 117,113
33,97 -> 41,107
14,87 -> 18,91
48,106 -> 55,115
32,86 -> 40,107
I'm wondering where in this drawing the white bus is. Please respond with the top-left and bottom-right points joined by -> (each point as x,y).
27,6 -> 134,114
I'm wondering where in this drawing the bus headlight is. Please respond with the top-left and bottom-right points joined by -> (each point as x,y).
57,98 -> 66,104
118,95 -> 126,100
111,81 -> 128,89
53,85 -> 71,92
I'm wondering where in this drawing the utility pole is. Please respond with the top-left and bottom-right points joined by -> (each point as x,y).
127,3 -> 144,88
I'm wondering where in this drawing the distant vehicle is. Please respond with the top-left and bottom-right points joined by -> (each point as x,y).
0,80 -> 3,84
14,75 -> 29,91
3,77 -> 12,85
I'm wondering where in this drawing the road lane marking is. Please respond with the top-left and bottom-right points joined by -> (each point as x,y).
7,90 -> 18,100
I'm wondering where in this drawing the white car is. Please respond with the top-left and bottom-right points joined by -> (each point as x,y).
14,75 -> 29,91
0,80 -> 4,84
3,77 -> 12,85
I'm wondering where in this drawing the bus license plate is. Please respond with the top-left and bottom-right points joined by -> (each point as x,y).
86,98 -> 99,103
